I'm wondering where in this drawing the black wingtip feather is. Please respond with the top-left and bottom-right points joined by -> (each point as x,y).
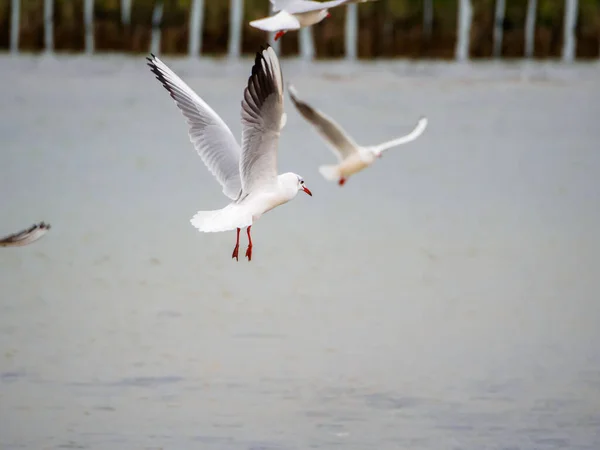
145,56 -> 177,100
241,44 -> 281,125
253,43 -> 271,69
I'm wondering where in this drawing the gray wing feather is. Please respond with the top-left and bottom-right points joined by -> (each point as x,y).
239,46 -> 285,195
0,222 -> 51,247
147,54 -> 242,200
269,0 -> 296,12
288,84 -> 359,161
286,0 -> 377,14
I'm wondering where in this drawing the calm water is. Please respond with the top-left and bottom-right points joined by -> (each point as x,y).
1,55 -> 600,449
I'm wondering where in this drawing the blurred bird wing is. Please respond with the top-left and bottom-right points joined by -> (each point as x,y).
288,84 -> 360,161
0,222 -> 51,247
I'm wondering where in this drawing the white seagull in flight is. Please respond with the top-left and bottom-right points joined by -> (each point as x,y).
288,84 -> 428,186
0,222 -> 51,248
250,0 -> 378,41
146,45 -> 312,262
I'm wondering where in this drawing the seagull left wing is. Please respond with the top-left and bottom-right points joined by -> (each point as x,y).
288,84 -> 360,161
147,54 -> 243,200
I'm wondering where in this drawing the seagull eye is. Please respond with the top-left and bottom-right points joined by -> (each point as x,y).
300,180 -> 304,185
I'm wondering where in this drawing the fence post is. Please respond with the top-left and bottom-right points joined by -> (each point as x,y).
493,0 -> 505,58
269,2 -> 281,53
10,0 -> 20,54
524,0 -> 537,58
345,3 -> 358,60
228,0 -> 243,58
150,1 -> 164,55
44,0 -> 54,52
84,0 -> 94,54
423,0 -> 433,40
299,28 -> 315,60
455,0 -> 472,61
562,0 -> 578,62
189,0 -> 204,57
121,0 -> 131,26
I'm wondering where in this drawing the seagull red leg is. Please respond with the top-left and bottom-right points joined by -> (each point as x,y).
274,30 -> 285,41
338,177 -> 346,186
245,226 -> 253,261
232,228 -> 240,261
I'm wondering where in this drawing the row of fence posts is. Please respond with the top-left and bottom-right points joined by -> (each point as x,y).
8,0 -> 582,62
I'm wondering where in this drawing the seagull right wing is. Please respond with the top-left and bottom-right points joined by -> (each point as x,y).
147,54 -> 243,200
0,222 -> 51,248
370,117 -> 428,155
288,84 -> 359,161
239,45 -> 286,195
249,10 -> 301,32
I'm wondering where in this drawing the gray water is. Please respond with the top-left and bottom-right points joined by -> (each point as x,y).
1,55 -> 599,450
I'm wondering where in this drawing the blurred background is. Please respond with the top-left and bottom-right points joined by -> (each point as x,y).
1,1 -> 600,449
1,0 -> 600,59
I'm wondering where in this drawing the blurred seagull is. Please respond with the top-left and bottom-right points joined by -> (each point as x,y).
250,0 -> 378,41
146,46 -> 312,262
288,84 -> 428,186
0,222 -> 51,248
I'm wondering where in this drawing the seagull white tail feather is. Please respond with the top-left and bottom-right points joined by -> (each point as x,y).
190,204 -> 252,233
319,164 -> 341,182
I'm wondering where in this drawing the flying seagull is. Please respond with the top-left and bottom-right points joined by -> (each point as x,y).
146,46 -> 313,262
250,0 -> 378,41
288,84 -> 428,186
0,222 -> 51,247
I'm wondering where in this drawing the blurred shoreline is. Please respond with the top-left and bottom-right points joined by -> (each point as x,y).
0,53 -> 598,86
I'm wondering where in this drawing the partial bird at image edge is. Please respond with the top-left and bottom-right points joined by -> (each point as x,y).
0,222 -> 51,248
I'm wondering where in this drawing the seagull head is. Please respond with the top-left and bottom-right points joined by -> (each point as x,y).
278,173 -> 313,198
296,175 -> 313,196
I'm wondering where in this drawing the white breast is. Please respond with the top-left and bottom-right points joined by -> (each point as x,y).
339,153 -> 372,177
241,190 -> 291,222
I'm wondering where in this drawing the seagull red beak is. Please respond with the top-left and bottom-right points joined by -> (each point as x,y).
302,186 -> 313,196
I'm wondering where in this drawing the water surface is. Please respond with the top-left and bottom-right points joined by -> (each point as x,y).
1,55 -> 599,449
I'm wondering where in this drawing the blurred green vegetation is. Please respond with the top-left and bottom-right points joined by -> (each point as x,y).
0,0 -> 599,58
